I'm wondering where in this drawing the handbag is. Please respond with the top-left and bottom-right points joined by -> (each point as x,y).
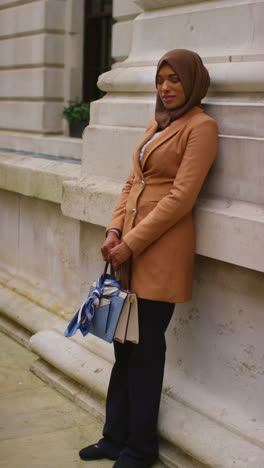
64,262 -> 139,344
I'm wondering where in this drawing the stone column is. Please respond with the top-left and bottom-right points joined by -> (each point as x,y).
79,0 -> 264,466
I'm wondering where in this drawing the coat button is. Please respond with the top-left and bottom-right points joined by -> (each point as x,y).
131,208 -> 137,216
140,180 -> 145,188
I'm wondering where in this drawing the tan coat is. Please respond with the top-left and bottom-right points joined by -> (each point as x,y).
107,107 -> 218,303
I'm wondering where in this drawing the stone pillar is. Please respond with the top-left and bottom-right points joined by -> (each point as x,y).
0,0 -> 83,135
80,0 -> 264,466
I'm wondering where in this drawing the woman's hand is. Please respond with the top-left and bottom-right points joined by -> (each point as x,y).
101,231 -> 121,261
109,241 -> 132,271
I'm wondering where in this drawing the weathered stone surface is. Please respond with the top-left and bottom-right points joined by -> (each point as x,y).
61,175 -> 123,226
0,34 -> 64,67
0,68 -> 64,98
0,101 -> 63,133
129,1 -> 264,63
0,0 -> 65,38
0,153 -> 80,203
195,197 -> 264,273
112,20 -> 134,61
0,333 -> 119,468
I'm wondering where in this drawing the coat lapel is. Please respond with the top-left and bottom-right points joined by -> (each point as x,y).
140,107 -> 203,171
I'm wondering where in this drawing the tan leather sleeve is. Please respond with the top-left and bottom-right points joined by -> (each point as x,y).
123,119 -> 218,255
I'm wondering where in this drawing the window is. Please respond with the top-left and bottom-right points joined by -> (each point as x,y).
83,0 -> 113,102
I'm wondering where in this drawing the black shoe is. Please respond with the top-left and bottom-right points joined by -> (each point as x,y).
79,443 -> 115,461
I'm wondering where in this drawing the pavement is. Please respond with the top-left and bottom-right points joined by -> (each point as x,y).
0,332 -> 165,468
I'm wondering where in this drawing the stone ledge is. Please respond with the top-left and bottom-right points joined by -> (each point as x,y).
0,313 -> 32,349
0,148 -> 263,274
61,175 -> 123,227
0,151 -> 80,204
0,131 -> 82,160
0,284 -> 63,335
62,175 -> 264,273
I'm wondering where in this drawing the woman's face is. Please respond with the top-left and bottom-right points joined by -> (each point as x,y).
156,63 -> 186,110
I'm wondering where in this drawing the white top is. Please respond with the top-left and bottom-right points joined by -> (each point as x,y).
139,131 -> 162,162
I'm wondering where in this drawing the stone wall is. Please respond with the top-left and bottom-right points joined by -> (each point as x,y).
0,0 -> 84,134
0,1 -> 264,467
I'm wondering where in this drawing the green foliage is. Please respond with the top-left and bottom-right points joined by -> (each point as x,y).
62,99 -> 90,123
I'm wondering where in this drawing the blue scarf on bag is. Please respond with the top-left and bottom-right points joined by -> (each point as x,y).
64,273 -> 121,337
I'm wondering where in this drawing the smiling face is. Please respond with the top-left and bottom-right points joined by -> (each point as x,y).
156,63 -> 186,110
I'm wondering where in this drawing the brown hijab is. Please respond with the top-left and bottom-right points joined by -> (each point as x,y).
155,49 -> 210,129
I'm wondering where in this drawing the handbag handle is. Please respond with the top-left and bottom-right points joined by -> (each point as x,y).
102,261 -> 131,291
102,261 -> 114,281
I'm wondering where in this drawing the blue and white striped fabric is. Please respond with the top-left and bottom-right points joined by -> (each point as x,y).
64,273 -> 122,338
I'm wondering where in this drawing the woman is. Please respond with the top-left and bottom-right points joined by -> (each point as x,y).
79,49 -> 218,468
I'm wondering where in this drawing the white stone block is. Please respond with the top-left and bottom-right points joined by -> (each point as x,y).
203,135 -> 264,204
129,1 -> 264,63
0,68 -> 64,98
0,0 -> 65,38
0,34 -> 64,68
0,101 -> 63,133
82,124 -> 145,180
112,21 -> 133,61
113,0 -> 142,20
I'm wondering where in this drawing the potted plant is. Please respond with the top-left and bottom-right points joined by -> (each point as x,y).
62,99 -> 90,138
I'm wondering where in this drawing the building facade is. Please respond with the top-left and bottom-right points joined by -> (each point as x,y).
0,1 -> 264,466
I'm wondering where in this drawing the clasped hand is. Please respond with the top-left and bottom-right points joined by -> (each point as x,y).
101,231 -> 132,271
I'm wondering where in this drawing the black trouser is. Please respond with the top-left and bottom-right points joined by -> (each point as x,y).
98,298 -> 174,465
